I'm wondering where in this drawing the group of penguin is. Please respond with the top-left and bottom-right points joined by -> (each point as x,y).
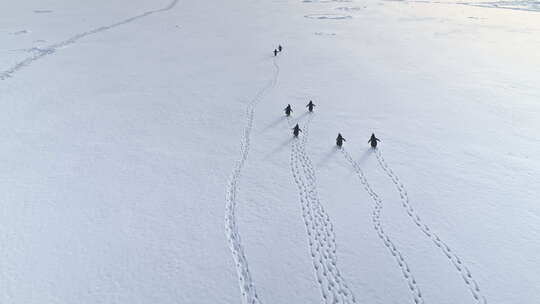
276,45 -> 379,149
274,45 -> 283,56
284,102 -> 381,149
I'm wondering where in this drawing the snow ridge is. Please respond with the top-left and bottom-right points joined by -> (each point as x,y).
0,0 -> 180,80
341,149 -> 424,304
290,115 -> 358,304
224,58 -> 279,304
375,150 -> 487,304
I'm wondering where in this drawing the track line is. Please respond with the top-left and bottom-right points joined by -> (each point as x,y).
225,58 -> 279,304
0,0 -> 180,80
341,149 -> 424,304
289,115 -> 358,304
374,149 -> 487,304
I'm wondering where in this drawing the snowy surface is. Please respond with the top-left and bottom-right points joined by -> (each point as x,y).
1,0 -> 539,303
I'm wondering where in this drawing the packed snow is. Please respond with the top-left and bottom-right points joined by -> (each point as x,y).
1,0 -> 539,303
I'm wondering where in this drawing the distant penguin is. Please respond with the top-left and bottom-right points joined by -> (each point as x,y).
336,133 -> 345,148
278,45 -> 283,52
284,104 -> 293,117
293,124 -> 302,137
274,49 -> 278,56
368,133 -> 380,148
306,100 -> 315,112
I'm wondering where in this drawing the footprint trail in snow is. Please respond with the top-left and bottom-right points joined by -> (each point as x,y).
341,149 -> 424,304
225,58 -> 279,304
289,115 -> 358,304
0,0 -> 180,80
375,149 -> 487,304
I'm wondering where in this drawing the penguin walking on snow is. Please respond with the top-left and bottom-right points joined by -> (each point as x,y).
284,104 -> 292,117
368,133 -> 380,148
336,133 -> 345,148
293,124 -> 302,137
306,100 -> 315,112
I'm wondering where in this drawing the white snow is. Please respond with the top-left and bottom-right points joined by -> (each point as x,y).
1,0 -> 539,303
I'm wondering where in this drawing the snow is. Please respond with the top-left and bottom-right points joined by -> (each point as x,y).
1,0 -> 539,303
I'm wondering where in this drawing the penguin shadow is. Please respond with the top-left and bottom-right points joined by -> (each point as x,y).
316,146 -> 340,168
266,52 -> 281,61
261,111 -> 312,160
260,116 -> 287,134
263,137 -> 294,160
293,111 -> 311,124
356,148 -> 375,165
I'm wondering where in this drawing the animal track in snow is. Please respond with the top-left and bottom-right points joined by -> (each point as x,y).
303,0 -> 354,3
335,6 -> 365,11
314,32 -> 337,36
1,0 -> 180,80
375,149 -> 487,304
8,47 -> 52,55
11,30 -> 29,35
305,14 -> 352,20
459,0 -> 540,12
341,149 -> 424,304
289,115 -> 358,304
225,58 -> 280,304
